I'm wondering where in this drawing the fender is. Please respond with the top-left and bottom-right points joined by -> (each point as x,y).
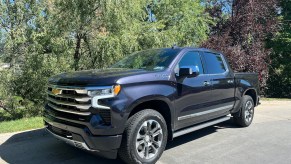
231,87 -> 258,115
243,88 -> 258,105
127,95 -> 175,136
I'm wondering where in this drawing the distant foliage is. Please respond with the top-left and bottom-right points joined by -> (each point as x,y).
266,0 -> 291,98
49,0 -> 212,70
202,0 -> 279,93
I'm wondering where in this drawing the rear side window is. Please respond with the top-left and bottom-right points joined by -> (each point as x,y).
177,51 -> 203,74
204,52 -> 226,74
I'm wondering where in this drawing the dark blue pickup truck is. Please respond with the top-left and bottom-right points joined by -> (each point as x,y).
44,47 -> 259,164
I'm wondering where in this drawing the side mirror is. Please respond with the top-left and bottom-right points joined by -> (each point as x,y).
178,66 -> 199,77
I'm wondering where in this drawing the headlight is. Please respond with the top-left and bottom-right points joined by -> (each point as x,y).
88,85 -> 121,109
88,88 -> 112,97
88,85 -> 121,97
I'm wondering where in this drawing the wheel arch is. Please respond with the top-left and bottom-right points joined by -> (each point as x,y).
243,88 -> 258,106
127,96 -> 174,140
232,88 -> 258,116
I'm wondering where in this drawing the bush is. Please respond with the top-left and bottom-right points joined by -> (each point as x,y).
0,96 -> 43,121
0,68 -> 46,121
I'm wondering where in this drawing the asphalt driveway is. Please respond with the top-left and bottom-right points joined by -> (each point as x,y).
0,100 -> 291,164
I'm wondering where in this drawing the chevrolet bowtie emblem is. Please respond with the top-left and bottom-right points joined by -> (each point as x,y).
52,88 -> 62,95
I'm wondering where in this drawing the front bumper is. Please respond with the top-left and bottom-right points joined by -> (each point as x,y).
44,118 -> 122,159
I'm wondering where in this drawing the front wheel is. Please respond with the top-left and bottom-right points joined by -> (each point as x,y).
118,109 -> 168,164
233,95 -> 255,127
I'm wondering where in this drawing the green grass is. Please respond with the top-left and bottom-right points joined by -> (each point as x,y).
0,117 -> 44,134
261,98 -> 291,101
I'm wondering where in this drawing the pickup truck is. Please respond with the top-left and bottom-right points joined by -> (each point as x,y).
44,47 -> 260,164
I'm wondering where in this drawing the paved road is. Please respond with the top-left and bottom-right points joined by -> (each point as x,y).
0,100 -> 291,164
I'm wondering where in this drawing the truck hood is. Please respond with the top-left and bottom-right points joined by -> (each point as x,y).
49,68 -> 156,86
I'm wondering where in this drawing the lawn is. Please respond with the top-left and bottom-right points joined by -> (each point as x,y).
0,117 -> 44,134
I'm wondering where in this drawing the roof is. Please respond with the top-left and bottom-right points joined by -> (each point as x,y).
132,47 -> 224,56
171,47 -> 223,54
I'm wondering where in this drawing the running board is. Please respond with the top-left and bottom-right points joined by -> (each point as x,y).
173,116 -> 231,138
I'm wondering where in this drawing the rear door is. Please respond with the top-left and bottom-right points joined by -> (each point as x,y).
202,52 -> 235,115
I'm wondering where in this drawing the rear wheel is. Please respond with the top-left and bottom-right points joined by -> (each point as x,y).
233,95 -> 254,127
119,109 -> 168,164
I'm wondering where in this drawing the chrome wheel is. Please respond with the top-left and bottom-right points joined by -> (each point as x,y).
135,119 -> 163,160
245,100 -> 253,122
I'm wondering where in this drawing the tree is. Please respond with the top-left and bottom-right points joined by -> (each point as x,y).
266,0 -> 291,98
0,0 -> 70,118
51,0 -> 212,70
202,0 -> 279,93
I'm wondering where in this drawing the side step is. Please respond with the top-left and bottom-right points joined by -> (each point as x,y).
173,116 -> 231,138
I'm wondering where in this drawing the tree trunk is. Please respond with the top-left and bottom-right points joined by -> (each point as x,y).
74,33 -> 82,71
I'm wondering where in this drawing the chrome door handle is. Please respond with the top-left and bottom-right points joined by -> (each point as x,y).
227,80 -> 234,84
203,81 -> 210,86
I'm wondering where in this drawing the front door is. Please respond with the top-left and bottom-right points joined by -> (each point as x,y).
174,51 -> 212,130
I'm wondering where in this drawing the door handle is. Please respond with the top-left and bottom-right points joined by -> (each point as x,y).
203,81 -> 210,86
227,80 -> 234,84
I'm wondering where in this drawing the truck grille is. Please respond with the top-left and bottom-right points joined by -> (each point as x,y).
47,86 -> 92,116
47,85 -> 111,125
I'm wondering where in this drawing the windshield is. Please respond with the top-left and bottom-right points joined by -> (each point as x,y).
111,49 -> 180,71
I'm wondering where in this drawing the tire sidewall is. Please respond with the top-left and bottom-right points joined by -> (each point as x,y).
241,96 -> 254,126
130,111 -> 168,164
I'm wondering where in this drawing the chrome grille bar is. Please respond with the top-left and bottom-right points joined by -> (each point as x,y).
48,103 -> 91,116
48,86 -> 87,94
47,91 -> 91,102
47,97 -> 91,110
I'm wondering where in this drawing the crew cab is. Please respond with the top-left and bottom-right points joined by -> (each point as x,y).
44,47 -> 260,164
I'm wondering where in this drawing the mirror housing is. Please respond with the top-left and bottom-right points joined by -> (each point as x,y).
178,66 -> 199,77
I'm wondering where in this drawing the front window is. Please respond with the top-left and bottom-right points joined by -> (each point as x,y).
111,49 -> 181,71
175,51 -> 204,74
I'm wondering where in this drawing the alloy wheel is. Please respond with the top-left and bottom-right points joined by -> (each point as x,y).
135,119 -> 163,160
245,100 -> 254,122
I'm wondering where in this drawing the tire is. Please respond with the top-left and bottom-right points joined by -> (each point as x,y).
118,109 -> 168,164
233,95 -> 255,127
